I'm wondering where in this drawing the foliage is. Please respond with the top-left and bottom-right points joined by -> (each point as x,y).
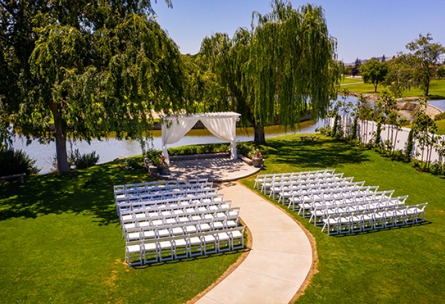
405,33 -> 445,96
404,128 -> 415,162
384,53 -> 417,97
434,112 -> 445,121
1,0 -> 184,173
145,149 -> 163,166
196,0 -> 340,145
168,144 -> 230,156
411,101 -> 438,168
360,57 -> 388,92
351,58 -> 362,77
69,149 -> 100,170
0,148 -> 39,176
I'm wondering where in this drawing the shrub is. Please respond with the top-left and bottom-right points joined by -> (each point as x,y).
145,149 -> 162,166
69,149 -> 100,169
0,148 -> 39,176
434,112 -> 445,121
167,144 -> 230,156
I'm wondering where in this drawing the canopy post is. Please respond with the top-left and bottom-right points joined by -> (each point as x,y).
230,140 -> 237,159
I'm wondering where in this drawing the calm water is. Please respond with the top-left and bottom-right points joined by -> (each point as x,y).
12,97 -> 445,174
13,122 -> 320,174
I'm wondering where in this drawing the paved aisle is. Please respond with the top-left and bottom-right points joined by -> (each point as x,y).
195,182 -> 313,304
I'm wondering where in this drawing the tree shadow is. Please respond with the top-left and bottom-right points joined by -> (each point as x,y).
0,157 -> 154,225
267,137 -> 369,168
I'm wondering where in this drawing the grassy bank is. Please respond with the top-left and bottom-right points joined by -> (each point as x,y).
240,134 -> 445,303
340,77 -> 445,99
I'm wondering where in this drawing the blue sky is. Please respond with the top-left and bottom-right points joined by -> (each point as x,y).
152,0 -> 445,64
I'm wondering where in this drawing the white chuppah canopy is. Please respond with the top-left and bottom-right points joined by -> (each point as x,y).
161,112 -> 241,164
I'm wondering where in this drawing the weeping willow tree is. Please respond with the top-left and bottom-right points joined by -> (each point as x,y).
1,0 -> 182,173
197,0 -> 340,144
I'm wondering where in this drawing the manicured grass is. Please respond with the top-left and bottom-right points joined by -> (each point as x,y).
340,77 -> 445,99
240,134 -> 445,303
0,158 -> 242,303
436,119 -> 445,135
2,135 -> 445,303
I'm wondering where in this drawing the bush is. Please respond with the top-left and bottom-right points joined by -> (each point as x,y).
167,144 -> 230,156
0,148 -> 39,176
145,149 -> 162,166
434,112 -> 445,121
69,149 -> 100,169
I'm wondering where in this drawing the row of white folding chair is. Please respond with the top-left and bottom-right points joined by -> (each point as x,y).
256,169 -> 336,184
254,170 -> 335,188
116,193 -> 224,215
310,195 -> 407,226
114,178 -> 209,194
296,188 -> 390,216
303,190 -> 398,217
261,172 -> 342,194
125,216 -> 240,242
126,227 -> 245,265
114,181 -> 214,200
275,177 -> 358,201
119,194 -> 226,217
277,180 -> 363,203
120,199 -> 233,226
257,170 -> 337,192
122,206 -> 241,234
321,203 -> 428,235
115,188 -> 219,211
264,173 -> 348,196
271,176 -> 352,200
288,186 -> 380,211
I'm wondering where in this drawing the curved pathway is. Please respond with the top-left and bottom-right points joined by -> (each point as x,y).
195,182 -> 313,304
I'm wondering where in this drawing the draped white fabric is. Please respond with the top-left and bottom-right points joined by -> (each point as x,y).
161,112 -> 241,164
200,116 -> 238,159
161,117 -> 199,164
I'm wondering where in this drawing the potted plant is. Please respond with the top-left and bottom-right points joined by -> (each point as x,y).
156,154 -> 170,175
146,149 -> 170,175
250,148 -> 264,168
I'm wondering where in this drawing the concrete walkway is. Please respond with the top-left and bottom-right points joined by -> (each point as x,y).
195,182 -> 313,304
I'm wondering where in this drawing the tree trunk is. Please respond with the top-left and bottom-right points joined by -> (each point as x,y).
50,102 -> 70,173
253,124 -> 266,145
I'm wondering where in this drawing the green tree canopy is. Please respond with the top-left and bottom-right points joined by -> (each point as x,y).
360,57 -> 388,93
196,0 -> 340,144
1,0 -> 183,172
406,33 -> 445,96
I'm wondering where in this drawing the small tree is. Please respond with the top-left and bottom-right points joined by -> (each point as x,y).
406,33 -> 445,96
412,101 -> 438,169
360,57 -> 388,92
351,58 -> 362,77
385,54 -> 416,98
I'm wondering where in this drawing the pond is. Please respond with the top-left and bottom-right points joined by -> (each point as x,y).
12,96 -> 445,175
13,121 -> 320,174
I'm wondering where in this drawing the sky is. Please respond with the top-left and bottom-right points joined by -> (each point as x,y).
152,0 -> 445,64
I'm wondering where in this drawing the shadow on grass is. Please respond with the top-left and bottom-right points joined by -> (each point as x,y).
0,157 -> 154,225
329,221 -> 432,238
267,137 -> 369,168
134,247 -> 250,269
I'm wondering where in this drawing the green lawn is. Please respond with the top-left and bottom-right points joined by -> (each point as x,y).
240,134 -> 445,303
0,160 -> 242,304
1,135 -> 445,303
340,77 -> 445,99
